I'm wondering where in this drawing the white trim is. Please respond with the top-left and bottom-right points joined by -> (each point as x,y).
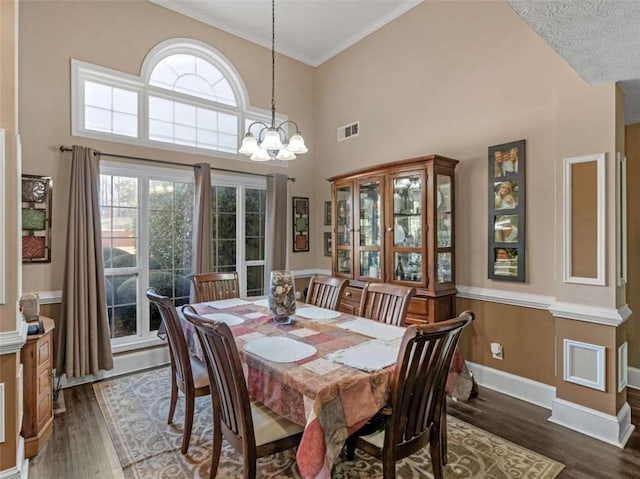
548,301 -> 631,326
37,290 -> 62,305
456,285 -> 553,310
628,366 -> 640,390
563,153 -> 606,285
618,342 -> 628,392
563,339 -> 606,391
292,269 -> 331,279
550,398 -> 635,448
0,436 -> 26,479
0,129 -> 5,305
0,383 -> 4,443
466,361 -> 555,409
59,343 -> 170,389
0,322 -> 27,355
616,153 -> 628,286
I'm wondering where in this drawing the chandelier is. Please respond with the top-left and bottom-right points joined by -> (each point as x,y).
238,0 -> 308,161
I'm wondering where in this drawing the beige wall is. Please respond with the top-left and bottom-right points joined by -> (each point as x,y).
17,0 -> 632,393
627,124 -> 640,368
1,0 -> 22,472
18,0 -> 317,296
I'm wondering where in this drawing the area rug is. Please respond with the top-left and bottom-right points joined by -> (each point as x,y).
94,367 -> 564,478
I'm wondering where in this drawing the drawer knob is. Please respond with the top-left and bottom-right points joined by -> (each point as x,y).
345,291 -> 352,297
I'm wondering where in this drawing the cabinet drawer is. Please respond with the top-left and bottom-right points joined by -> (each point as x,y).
407,296 -> 428,316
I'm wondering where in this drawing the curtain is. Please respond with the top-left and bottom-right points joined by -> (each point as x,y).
55,145 -> 113,378
190,163 -> 212,302
264,174 -> 288,285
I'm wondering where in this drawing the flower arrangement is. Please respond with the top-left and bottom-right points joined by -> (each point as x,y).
268,270 -> 296,323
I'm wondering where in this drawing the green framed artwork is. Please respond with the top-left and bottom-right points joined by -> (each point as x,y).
22,175 -> 52,263
292,196 -> 309,252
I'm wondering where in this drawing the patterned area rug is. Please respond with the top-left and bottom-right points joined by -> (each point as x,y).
94,367 -> 564,478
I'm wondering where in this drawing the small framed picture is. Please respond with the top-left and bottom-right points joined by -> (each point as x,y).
494,214 -> 519,243
292,196 -> 310,252
493,247 -> 518,277
323,232 -> 332,257
493,180 -> 518,210
324,201 -> 331,225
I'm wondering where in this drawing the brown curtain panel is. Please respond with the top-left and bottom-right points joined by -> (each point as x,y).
264,174 -> 288,285
55,145 -> 113,378
191,163 -> 212,302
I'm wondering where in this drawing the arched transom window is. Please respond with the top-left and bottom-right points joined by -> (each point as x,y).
72,38 -> 271,159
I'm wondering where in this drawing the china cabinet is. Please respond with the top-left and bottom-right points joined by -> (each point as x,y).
329,155 -> 458,323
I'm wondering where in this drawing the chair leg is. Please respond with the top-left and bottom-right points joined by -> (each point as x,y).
440,406 -> 448,465
181,393 -> 194,454
209,428 -> 222,479
429,436 -> 444,479
345,437 -> 356,460
243,454 -> 257,479
168,376 -> 178,424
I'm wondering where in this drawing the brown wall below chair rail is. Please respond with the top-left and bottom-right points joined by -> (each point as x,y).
626,124 -> 640,369
456,297 -> 556,387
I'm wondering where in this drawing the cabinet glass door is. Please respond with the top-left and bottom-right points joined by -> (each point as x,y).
335,185 -> 352,275
436,174 -> 453,284
358,178 -> 382,279
392,174 -> 423,283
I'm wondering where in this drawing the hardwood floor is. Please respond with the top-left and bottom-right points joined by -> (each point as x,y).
29,379 -> 639,478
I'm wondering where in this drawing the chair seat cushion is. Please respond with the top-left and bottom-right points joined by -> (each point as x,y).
250,401 -> 304,446
190,356 -> 210,389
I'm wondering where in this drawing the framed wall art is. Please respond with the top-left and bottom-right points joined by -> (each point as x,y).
488,139 -> 525,281
292,196 -> 310,252
324,201 -> 331,226
323,232 -> 332,257
22,174 -> 53,263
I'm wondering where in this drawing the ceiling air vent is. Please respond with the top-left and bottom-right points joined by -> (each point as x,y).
338,121 -> 359,142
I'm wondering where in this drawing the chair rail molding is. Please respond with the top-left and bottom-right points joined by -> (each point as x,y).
456,285 -> 553,310
548,301 -> 632,326
0,321 -> 27,355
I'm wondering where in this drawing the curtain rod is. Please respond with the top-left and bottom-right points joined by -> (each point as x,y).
58,146 -> 295,182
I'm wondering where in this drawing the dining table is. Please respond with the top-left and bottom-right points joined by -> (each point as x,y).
179,297 -> 464,479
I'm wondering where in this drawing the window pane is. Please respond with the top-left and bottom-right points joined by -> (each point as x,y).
213,80 -> 236,106
112,112 -> 138,137
197,108 -> 217,128
149,96 -> 174,120
218,133 -> 237,152
85,81 -> 112,109
175,102 -> 196,126
111,305 -> 137,338
245,189 -> 266,262
175,124 -> 197,145
247,265 -> 264,296
196,57 -> 224,86
113,88 -> 138,114
175,74 -> 213,99
85,106 -> 111,133
112,177 -> 138,207
149,119 -> 174,141
218,112 -> 237,134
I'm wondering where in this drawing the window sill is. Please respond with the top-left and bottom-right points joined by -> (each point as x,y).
111,336 -> 166,354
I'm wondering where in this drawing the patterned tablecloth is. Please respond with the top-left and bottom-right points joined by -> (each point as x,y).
181,300 -> 461,479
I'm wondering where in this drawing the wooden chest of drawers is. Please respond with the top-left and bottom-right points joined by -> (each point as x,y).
21,316 -> 55,458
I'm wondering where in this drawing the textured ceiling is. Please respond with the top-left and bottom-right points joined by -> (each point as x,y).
507,0 -> 640,124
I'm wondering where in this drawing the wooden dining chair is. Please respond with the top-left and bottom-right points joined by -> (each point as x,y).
191,272 -> 239,302
182,305 -> 304,479
145,288 -> 210,454
306,275 -> 347,310
345,310 -> 475,479
359,283 -> 416,326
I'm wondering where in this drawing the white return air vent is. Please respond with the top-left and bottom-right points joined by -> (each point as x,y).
338,121 -> 359,142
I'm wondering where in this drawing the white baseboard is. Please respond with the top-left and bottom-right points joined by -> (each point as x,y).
59,344 -> 170,389
467,361 -> 556,409
550,398 -> 635,448
628,366 -> 640,389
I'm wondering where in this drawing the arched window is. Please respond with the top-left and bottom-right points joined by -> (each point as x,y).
71,38 -> 269,159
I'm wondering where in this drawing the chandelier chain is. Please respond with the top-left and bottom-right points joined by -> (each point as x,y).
271,0 -> 276,127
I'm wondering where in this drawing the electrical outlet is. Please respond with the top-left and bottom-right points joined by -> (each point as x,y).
490,342 -> 503,360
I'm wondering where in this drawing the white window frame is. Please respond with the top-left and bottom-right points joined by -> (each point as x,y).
101,162 -> 266,352
71,39 -> 289,166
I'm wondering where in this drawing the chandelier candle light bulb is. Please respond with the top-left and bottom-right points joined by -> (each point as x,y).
238,0 -> 308,162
